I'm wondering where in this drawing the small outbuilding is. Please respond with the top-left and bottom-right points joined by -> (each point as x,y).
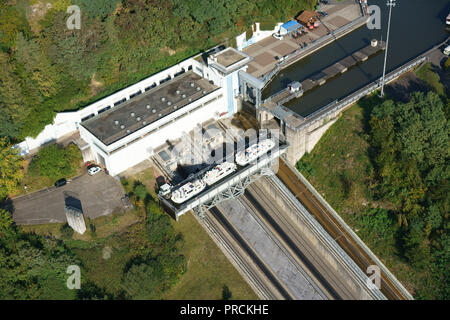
279,20 -> 302,36
296,10 -> 319,27
288,81 -> 302,93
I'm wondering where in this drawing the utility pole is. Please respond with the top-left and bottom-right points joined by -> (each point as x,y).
380,0 -> 396,97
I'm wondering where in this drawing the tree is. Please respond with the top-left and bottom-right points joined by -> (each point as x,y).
222,285 -> 232,300
0,137 -> 23,200
29,144 -> 81,181
121,259 -> 166,299
60,223 -> 74,239
0,208 -> 13,234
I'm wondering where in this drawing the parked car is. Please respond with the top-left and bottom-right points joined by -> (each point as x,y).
55,178 -> 67,188
88,166 -> 102,176
318,11 -> 328,17
320,0 -> 330,4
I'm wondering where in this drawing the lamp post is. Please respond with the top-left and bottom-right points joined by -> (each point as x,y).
380,0 -> 396,97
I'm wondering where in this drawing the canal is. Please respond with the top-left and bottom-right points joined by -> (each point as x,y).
262,0 -> 450,117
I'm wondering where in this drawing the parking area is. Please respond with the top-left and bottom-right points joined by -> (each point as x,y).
12,172 -> 127,225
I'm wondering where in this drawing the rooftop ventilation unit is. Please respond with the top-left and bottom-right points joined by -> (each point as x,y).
161,97 -> 166,102
190,82 -> 195,87
126,129 -> 131,134
152,109 -> 156,113
114,120 -> 119,125
142,121 -> 147,125
146,104 -> 151,109
167,101 -> 172,106
120,125 -> 125,129
196,87 -> 201,91
188,98 -> 192,102
158,113 -> 162,117
130,112 -> 135,117
173,105 -> 177,110
176,90 -> 180,95
136,117 -> 141,121
202,90 -> 207,94
182,94 -> 186,98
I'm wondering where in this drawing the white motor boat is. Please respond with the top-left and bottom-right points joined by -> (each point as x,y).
171,179 -> 206,204
235,139 -> 275,166
203,162 -> 237,186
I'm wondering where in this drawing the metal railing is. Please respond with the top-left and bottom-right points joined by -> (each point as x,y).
293,55 -> 427,132
269,174 -> 386,300
261,5 -> 369,88
283,162 -> 413,300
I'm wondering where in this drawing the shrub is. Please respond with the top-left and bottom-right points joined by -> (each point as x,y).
60,223 -> 74,239
29,144 -> 81,180
445,57 -> 450,71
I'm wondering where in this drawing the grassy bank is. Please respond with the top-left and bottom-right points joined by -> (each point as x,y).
296,97 -> 447,298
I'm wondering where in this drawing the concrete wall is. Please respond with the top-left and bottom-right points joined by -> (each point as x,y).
284,108 -> 343,165
259,177 -> 375,299
236,22 -> 283,51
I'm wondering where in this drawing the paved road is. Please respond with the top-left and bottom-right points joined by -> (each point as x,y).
12,173 -> 126,225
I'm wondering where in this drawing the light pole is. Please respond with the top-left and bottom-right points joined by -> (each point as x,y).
380,0 -> 396,97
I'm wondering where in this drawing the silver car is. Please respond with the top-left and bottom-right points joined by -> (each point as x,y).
88,166 -> 102,176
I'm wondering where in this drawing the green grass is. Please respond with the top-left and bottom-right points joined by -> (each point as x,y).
162,213 -> 258,300
416,62 -> 446,96
296,102 -> 431,297
15,145 -> 85,197
297,103 -> 375,215
123,168 -> 258,299
22,166 -> 257,299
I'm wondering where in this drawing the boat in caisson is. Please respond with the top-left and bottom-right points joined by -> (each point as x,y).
235,139 -> 275,166
203,162 -> 237,186
171,179 -> 206,204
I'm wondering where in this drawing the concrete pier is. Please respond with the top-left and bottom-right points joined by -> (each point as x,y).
258,55 -> 427,165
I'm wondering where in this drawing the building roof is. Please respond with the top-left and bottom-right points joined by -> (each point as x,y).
280,20 -> 301,33
296,10 -> 318,25
81,71 -> 219,146
208,47 -> 253,75
215,48 -> 248,68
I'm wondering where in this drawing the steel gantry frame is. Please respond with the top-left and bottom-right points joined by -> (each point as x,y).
192,161 -> 276,219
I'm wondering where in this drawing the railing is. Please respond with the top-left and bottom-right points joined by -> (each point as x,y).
282,162 -> 413,300
264,87 -> 289,103
269,173 -> 387,300
292,55 -> 427,132
260,2 -> 369,89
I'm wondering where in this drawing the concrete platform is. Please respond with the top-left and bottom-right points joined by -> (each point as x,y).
242,1 -> 363,79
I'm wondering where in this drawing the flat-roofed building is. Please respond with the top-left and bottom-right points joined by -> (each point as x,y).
15,46 -> 253,176
79,71 -> 227,175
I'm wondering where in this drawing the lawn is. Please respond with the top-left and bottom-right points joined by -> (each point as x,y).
124,167 -> 258,300
21,165 -> 257,299
416,62 -> 446,96
163,212 -> 258,300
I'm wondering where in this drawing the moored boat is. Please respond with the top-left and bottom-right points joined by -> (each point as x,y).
171,179 -> 206,204
235,139 -> 275,166
203,162 -> 237,186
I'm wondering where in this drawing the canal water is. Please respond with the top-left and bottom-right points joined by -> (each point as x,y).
262,0 -> 450,117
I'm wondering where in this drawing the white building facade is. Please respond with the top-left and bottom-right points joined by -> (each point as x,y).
15,46 -> 253,176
